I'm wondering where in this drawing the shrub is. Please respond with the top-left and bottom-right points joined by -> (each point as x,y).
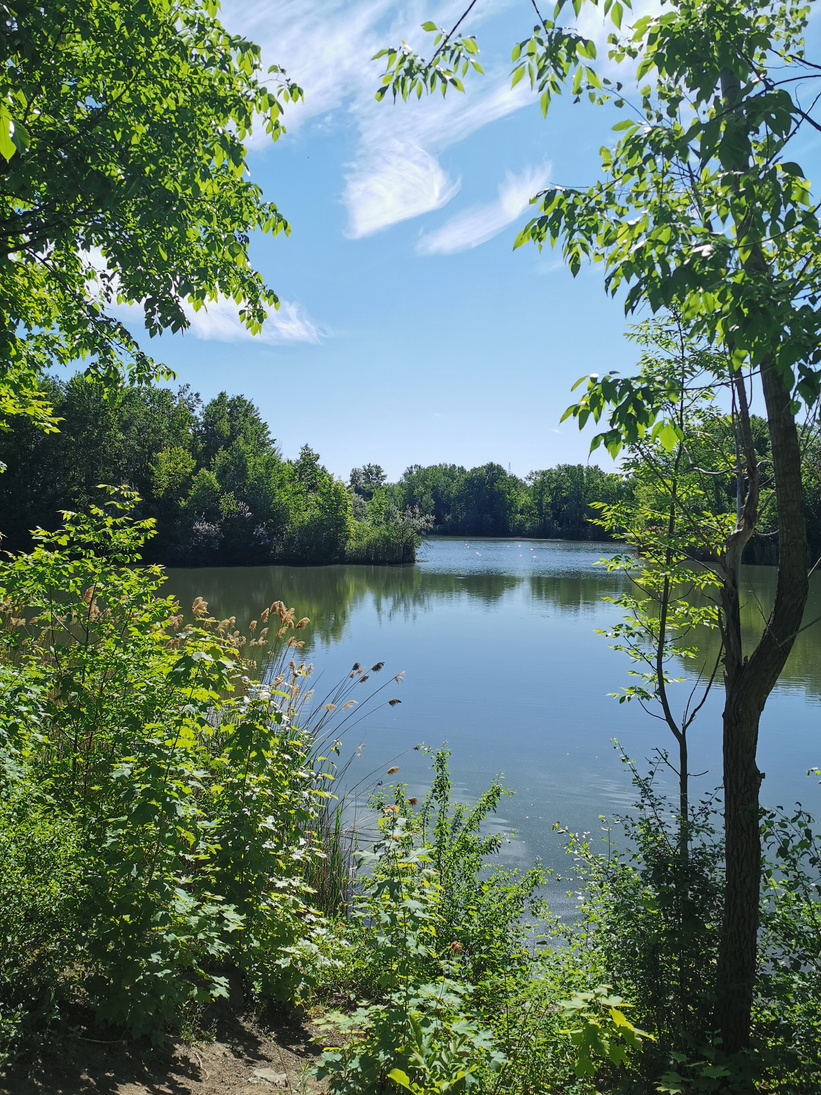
0,781 -> 85,1065
315,817 -> 506,1095
0,488 -> 330,1040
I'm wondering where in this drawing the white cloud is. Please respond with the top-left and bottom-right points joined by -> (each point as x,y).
85,248 -> 324,345
416,163 -> 550,255
109,291 -> 324,345
184,298 -> 324,344
221,0 -> 537,237
344,140 -> 461,238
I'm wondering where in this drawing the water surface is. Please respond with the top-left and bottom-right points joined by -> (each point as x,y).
165,538 -> 821,912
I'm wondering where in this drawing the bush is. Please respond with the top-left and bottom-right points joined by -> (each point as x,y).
0,783 -> 85,1065
315,818 -> 506,1095
0,488 -> 331,1041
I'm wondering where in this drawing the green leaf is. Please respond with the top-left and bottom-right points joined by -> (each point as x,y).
388,1068 -> 413,1090
0,103 -> 15,162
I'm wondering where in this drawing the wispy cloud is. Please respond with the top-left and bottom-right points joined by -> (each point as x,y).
184,298 -> 325,344
223,0 -> 535,237
110,291 -> 324,345
416,164 -> 550,255
345,140 -> 461,238
86,247 -> 325,345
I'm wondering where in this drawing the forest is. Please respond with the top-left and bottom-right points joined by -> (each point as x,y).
3,375 -> 821,566
0,375 -> 632,562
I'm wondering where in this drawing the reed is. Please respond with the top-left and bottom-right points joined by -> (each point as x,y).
233,604 -> 408,919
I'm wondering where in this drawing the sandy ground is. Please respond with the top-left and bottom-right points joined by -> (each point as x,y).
0,1006 -> 334,1095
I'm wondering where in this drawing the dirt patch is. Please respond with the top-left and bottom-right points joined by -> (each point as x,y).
0,1006 -> 335,1095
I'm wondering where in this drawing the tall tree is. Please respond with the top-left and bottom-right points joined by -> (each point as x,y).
0,0 -> 300,430
349,464 -> 388,500
377,0 -> 821,1055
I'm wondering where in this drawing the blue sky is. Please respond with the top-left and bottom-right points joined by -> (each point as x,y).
120,0 -> 821,482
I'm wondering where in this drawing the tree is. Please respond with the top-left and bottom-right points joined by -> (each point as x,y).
377,0 -> 821,1056
349,464 -> 388,500
0,0 -> 300,430
528,463 -> 626,538
398,463 -> 467,530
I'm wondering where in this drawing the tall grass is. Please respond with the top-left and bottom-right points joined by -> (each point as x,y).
241,609 -> 408,918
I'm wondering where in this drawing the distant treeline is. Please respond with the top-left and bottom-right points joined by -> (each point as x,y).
10,381 -> 821,567
0,381 -> 633,566
350,461 -> 630,540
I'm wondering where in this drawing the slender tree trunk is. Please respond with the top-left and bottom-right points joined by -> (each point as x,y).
715,697 -> 762,1050
715,351 -> 809,1053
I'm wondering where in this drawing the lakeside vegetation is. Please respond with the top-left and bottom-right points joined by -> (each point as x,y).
2,498 -> 820,1094
4,376 -> 821,567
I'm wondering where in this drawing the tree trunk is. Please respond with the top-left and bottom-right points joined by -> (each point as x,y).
715,699 -> 762,1051
714,350 -> 809,1053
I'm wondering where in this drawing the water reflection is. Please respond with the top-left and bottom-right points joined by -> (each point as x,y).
164,540 -> 821,700
163,537 -> 821,901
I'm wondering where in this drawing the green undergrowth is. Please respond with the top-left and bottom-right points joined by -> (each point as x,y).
311,750 -> 821,1095
2,493 -> 821,1095
0,489 -> 369,1063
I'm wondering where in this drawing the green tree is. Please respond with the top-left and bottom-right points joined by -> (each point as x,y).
397,464 -> 467,530
378,0 -> 821,1055
0,378 -> 198,550
528,463 -> 626,539
0,0 -> 300,430
455,462 -> 524,535
199,392 -> 275,465
349,464 -> 388,501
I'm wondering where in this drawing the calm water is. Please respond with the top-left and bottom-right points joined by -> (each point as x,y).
165,538 -> 821,912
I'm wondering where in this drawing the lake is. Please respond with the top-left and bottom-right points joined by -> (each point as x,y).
164,537 -> 821,914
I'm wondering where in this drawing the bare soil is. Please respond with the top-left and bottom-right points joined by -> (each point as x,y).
0,1003 -> 335,1095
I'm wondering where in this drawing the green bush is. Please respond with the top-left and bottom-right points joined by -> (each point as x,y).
315,818 -> 506,1095
0,783 -> 85,1065
0,488 -> 331,1041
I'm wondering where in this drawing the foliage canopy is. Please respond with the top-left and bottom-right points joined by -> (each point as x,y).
0,0 -> 300,429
